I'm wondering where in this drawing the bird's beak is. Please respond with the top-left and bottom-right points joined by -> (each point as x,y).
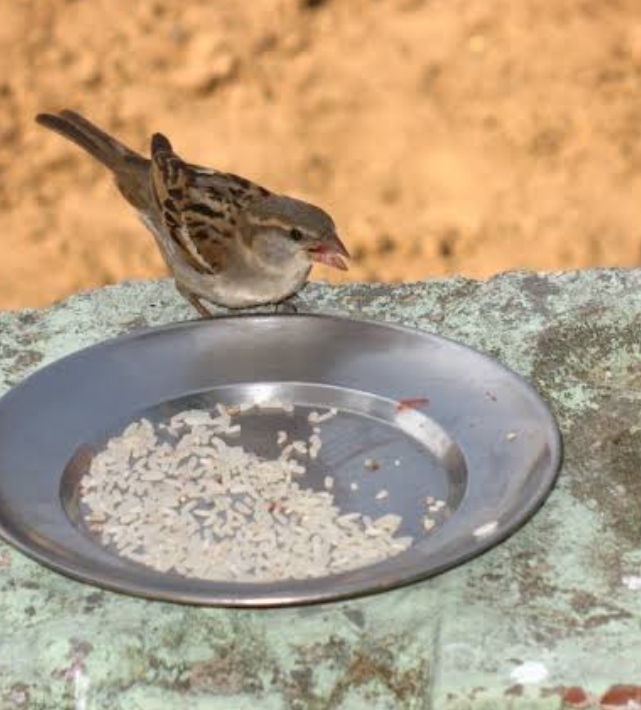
308,234 -> 350,271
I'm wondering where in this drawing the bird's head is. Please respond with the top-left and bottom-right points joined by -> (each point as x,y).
243,195 -> 349,271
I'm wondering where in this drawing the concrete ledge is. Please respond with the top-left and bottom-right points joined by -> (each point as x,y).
1,270 -> 641,709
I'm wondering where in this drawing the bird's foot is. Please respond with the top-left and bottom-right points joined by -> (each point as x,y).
274,299 -> 299,314
177,285 -> 214,318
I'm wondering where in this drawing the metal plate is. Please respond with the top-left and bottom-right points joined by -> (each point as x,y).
0,315 -> 562,606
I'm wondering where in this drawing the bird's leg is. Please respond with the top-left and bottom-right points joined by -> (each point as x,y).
191,297 -> 215,318
176,284 -> 214,318
275,297 -> 299,314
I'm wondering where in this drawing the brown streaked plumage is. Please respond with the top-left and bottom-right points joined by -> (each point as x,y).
36,109 -> 350,316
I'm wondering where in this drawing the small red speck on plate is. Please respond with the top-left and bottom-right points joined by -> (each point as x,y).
396,397 -> 430,411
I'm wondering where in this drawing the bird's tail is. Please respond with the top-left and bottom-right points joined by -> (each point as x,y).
36,109 -> 151,210
36,110 -> 145,172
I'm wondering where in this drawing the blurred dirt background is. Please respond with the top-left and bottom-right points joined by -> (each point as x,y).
3,0 -> 641,309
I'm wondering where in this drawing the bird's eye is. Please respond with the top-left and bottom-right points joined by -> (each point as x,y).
290,228 -> 304,242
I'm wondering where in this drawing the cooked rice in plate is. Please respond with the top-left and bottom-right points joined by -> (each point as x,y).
80,404 -> 415,582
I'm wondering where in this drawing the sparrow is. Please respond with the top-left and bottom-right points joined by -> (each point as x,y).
35,110 -> 350,316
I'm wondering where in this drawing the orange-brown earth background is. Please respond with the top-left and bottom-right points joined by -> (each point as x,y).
3,0 -> 641,309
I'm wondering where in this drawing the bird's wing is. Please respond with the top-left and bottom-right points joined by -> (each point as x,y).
150,134 -> 269,274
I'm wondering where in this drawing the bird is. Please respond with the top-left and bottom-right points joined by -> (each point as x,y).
35,110 -> 350,317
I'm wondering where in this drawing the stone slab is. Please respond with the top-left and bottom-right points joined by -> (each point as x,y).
1,270 -> 640,709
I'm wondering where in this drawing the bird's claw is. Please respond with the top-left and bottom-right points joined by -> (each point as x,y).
275,300 -> 299,314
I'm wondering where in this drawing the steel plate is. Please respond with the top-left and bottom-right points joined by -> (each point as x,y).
0,315 -> 562,606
